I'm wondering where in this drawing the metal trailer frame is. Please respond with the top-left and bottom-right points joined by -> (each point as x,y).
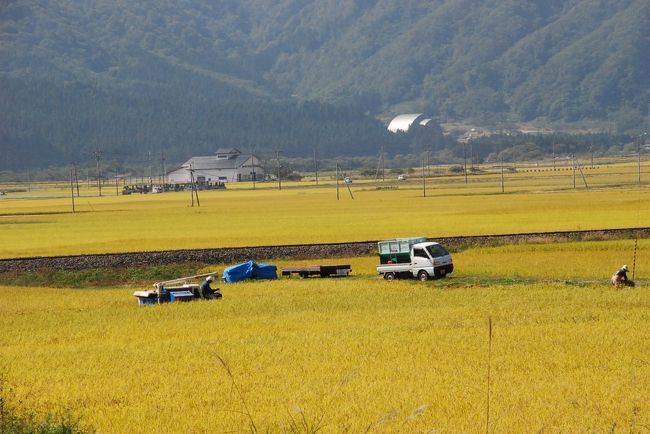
281,265 -> 351,278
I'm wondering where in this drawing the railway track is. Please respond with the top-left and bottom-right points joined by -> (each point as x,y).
1,227 -> 648,273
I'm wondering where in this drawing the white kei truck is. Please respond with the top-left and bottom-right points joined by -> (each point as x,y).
376,237 -> 453,281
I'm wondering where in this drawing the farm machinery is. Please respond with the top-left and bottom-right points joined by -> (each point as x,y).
133,272 -> 220,304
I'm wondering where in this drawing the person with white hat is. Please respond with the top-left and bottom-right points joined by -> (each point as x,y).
199,275 -> 222,299
611,265 -> 629,288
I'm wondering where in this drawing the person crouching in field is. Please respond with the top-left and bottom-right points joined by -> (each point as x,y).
199,276 -> 222,299
611,265 -> 629,288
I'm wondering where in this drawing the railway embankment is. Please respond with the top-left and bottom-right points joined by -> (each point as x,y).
1,228 -> 648,273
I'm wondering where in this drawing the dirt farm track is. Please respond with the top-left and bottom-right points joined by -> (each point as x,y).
1,228 -> 648,273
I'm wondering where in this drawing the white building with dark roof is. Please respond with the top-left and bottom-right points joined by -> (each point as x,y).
167,148 -> 264,183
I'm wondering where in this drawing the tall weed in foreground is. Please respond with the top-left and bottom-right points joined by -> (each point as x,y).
215,353 -> 359,433
214,353 -> 259,433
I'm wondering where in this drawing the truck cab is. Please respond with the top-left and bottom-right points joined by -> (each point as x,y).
377,241 -> 453,281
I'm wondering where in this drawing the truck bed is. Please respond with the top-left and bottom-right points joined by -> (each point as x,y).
376,262 -> 416,272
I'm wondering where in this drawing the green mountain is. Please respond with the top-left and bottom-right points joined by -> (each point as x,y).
1,0 -> 648,169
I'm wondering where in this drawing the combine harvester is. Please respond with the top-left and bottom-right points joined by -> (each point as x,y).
133,261 -> 279,304
376,236 -> 453,281
133,272 -> 219,304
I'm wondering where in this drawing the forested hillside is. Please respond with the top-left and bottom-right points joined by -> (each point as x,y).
1,0 -> 648,169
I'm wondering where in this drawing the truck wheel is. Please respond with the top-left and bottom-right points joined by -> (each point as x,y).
384,272 -> 396,281
417,270 -> 429,281
299,271 -> 309,279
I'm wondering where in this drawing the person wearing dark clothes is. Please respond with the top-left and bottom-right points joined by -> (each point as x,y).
199,276 -> 222,299
611,265 -> 629,288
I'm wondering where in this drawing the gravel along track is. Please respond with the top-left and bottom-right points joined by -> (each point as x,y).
1,228 -> 648,273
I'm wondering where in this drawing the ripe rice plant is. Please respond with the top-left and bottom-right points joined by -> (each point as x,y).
1,181 -> 649,258
455,239 -> 650,280
1,242 -> 649,432
1,162 -> 649,431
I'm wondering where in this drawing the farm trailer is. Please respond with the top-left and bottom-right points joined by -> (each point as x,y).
281,264 -> 351,278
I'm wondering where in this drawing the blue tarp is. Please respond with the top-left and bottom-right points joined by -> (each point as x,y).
222,261 -> 254,283
254,263 -> 278,280
222,261 -> 278,283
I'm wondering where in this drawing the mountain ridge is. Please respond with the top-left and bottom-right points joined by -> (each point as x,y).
1,0 -> 648,169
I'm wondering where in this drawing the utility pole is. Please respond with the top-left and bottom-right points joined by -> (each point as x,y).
94,149 -> 102,197
73,163 -> 80,197
500,154 -> 505,193
336,163 -> 340,200
638,133 -> 645,185
469,129 -> 476,172
188,165 -> 200,207
469,140 -> 474,170
194,172 -> 200,207
463,142 -> 468,184
276,150 -> 282,191
379,146 -> 385,182
573,154 -> 576,189
313,147 -> 319,185
252,151 -> 257,190
69,166 -> 75,213
552,143 -> 556,169
250,148 -> 256,190
161,152 -> 166,190
148,150 -> 153,191
642,132 -> 648,183
190,171 -> 194,207
344,172 -> 354,199
422,159 -> 426,197
574,157 -> 589,189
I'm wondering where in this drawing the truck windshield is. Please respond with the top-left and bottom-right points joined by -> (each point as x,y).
426,244 -> 449,258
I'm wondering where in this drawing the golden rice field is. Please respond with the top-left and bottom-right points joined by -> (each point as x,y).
2,161 -> 649,432
2,245 -> 649,433
0,244 -> 650,433
1,160 -> 649,258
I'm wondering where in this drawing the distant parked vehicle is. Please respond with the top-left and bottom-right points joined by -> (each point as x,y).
344,177 -> 352,184
397,174 -> 407,181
